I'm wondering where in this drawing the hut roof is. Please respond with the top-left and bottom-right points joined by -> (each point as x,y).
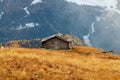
41,34 -> 72,43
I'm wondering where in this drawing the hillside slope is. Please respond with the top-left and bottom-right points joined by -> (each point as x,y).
0,46 -> 120,80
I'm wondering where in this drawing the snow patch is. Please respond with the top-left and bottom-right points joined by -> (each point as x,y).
66,0 -> 117,9
24,7 -> 30,15
25,23 -> 35,28
83,22 -> 95,46
91,23 -> 95,33
31,0 -> 42,5
96,16 -> 101,22
16,25 -> 25,30
16,23 -> 39,30
83,34 -> 91,46
0,12 -> 4,19
0,0 -> 3,2
35,23 -> 39,26
66,0 -> 120,14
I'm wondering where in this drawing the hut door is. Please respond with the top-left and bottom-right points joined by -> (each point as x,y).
55,41 -> 59,49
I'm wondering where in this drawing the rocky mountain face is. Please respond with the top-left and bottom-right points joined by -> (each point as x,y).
0,0 -> 120,50
0,0 -> 102,41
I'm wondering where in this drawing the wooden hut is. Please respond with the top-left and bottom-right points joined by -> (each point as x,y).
41,34 -> 72,49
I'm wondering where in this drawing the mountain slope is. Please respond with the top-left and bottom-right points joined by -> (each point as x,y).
0,0 -> 102,41
0,0 -> 120,50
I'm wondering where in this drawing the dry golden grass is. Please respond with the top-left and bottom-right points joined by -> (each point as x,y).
0,46 -> 120,80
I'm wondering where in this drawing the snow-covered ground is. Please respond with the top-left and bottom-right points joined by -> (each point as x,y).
66,0 -> 118,9
0,0 -> 3,2
66,0 -> 120,14
83,22 -> 95,46
31,0 -> 42,5
0,12 -> 4,19
24,7 -> 30,15
16,23 -> 39,30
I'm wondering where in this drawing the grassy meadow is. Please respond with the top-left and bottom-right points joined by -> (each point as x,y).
0,46 -> 120,80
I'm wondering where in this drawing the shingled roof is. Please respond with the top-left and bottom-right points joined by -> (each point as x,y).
41,34 -> 72,42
